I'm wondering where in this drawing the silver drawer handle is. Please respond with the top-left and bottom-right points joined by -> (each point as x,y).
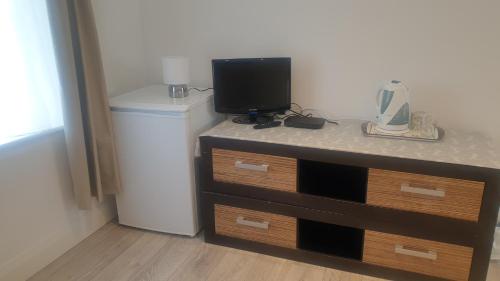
234,160 -> 269,172
236,216 -> 269,230
395,244 -> 437,260
400,183 -> 445,198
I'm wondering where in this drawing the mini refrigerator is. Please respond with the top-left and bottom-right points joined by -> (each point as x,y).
109,85 -> 221,236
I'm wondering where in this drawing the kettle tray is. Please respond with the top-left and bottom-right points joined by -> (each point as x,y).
362,122 -> 444,142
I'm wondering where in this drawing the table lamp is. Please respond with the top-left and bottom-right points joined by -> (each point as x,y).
162,56 -> 190,98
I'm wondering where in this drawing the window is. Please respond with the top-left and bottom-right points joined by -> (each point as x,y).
0,0 -> 63,145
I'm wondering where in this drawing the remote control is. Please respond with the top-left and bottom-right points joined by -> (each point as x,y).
253,120 -> 282,130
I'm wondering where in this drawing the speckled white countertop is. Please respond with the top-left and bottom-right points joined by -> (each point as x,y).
201,119 -> 500,170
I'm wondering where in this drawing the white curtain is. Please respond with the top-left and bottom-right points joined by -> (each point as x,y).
0,0 -> 63,145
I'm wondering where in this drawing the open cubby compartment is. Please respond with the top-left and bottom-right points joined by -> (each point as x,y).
298,219 -> 364,260
298,159 -> 368,203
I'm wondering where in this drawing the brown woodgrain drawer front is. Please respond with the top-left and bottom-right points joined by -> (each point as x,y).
363,230 -> 473,281
212,148 -> 297,192
214,204 -> 297,249
367,169 -> 484,221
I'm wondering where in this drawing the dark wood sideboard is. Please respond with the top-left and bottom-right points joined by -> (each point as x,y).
199,121 -> 500,281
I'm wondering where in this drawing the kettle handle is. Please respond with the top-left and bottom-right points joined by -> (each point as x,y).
376,89 -> 383,111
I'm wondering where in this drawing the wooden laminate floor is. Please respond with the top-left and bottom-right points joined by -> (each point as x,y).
30,222 -> 500,281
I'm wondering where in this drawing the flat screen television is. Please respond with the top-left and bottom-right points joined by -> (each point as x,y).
212,57 -> 291,123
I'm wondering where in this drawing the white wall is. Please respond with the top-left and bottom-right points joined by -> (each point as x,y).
133,0 -> 500,141
0,131 -> 116,281
92,0 -> 148,97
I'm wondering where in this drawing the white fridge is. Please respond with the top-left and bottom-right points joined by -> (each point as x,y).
109,85 -> 221,236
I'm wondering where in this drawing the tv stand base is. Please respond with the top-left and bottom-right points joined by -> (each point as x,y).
232,114 -> 274,124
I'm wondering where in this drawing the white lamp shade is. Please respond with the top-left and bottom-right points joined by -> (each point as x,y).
162,56 -> 190,85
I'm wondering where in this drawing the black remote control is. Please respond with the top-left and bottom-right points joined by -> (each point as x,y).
253,120 -> 282,130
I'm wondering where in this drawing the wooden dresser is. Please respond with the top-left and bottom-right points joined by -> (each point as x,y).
199,120 -> 500,281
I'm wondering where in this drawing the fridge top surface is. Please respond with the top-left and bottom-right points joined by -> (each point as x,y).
109,85 -> 213,113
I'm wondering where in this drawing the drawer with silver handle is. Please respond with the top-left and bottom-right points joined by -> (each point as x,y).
214,204 -> 297,249
363,230 -> 473,281
212,148 -> 297,192
366,168 -> 484,221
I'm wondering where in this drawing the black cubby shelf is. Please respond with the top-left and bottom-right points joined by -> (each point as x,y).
298,219 -> 364,260
298,159 -> 368,203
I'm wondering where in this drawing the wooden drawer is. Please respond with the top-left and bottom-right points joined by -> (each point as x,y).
363,230 -> 473,281
367,169 -> 484,221
212,148 -> 297,192
214,204 -> 297,249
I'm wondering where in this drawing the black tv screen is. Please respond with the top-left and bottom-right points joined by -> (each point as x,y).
212,58 -> 291,114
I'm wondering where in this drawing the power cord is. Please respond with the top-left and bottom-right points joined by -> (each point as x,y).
189,87 -> 213,92
274,103 -> 310,119
279,103 -> 338,125
289,108 -> 311,118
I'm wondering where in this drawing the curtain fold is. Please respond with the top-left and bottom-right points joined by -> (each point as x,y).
48,0 -> 121,209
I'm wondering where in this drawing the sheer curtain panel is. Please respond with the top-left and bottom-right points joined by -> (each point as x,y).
0,0 -> 63,145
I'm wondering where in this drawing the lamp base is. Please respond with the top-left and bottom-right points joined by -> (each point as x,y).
168,84 -> 189,98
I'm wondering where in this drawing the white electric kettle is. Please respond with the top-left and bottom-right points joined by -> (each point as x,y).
376,80 -> 410,133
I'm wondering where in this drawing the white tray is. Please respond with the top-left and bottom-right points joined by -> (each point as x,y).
362,122 -> 444,142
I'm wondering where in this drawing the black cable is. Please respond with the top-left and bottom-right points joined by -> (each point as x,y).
273,112 -> 296,120
288,108 -> 309,118
288,104 -> 339,125
291,102 -> 303,112
189,87 -> 213,92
